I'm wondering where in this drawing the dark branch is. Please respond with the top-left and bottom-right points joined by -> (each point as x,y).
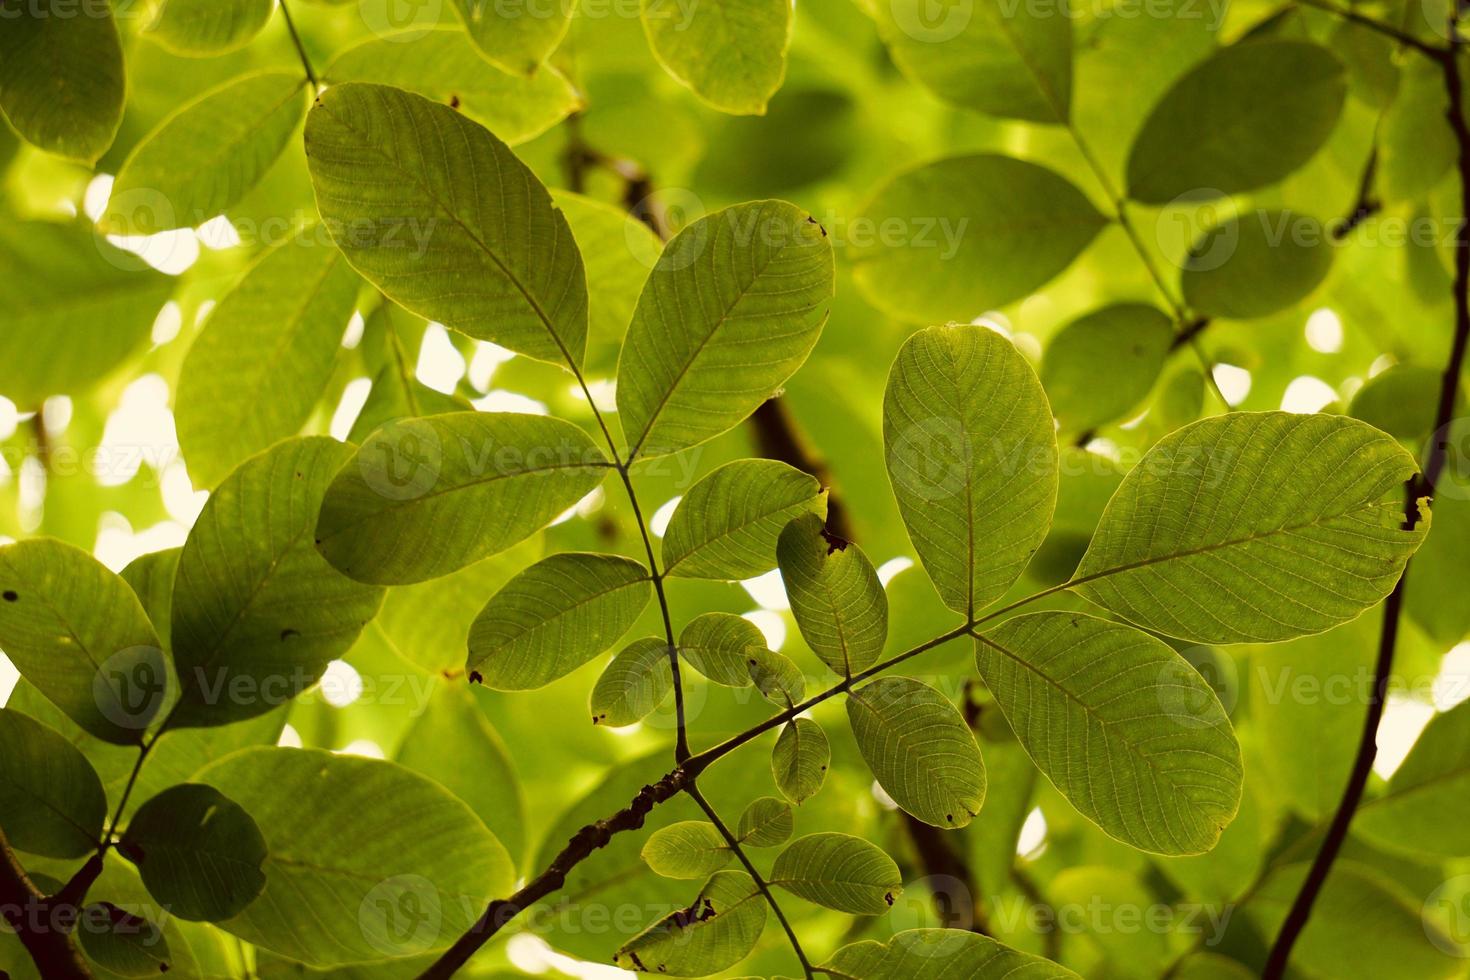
1333,147 -> 1381,241
1263,34 -> 1470,976
0,830 -> 94,979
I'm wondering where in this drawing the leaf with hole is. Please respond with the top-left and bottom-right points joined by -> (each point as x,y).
591,637 -> 674,727
614,871 -> 767,976
771,832 -> 902,914
678,613 -> 766,687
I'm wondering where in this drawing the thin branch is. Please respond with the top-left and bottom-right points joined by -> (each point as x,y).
278,0 -> 318,89
686,783 -> 815,979
102,733 -> 157,850
1295,0 -> 1446,56
1263,30 -> 1470,976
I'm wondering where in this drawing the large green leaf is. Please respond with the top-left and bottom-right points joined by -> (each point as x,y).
616,200 -> 834,459
590,637 -> 673,727
643,0 -> 790,114
169,438 -> 386,729
304,82 -> 588,366
1073,413 -> 1427,643
467,553 -> 652,689
315,413 -> 611,585
0,708 -> 107,858
394,683 -> 526,864
772,718 -> 828,804
735,797 -> 792,847
778,513 -> 887,676
1180,210 -> 1333,320
78,903 -> 172,978
977,612 -> 1243,854
663,460 -> 826,580
0,220 -> 173,410
1358,698 -> 1470,858
325,30 -> 580,146
823,929 -> 1081,978
0,539 -> 165,745
102,72 -> 308,235
853,156 -> 1106,323
614,871 -> 766,976
1126,41 -> 1347,204
883,324 -> 1058,616
196,747 -> 514,966
176,235 -> 359,488
847,676 -> 985,828
641,821 -> 732,879
449,0 -> 571,76
770,832 -> 902,914
678,613 -> 765,687
874,0 -> 1071,123
120,783 -> 267,922
144,0 -> 275,55
1041,304 -> 1174,433
0,4 -> 124,161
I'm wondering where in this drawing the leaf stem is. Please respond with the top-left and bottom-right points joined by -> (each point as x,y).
102,731 -> 158,850
1262,25 -> 1470,975
278,0 -> 319,89
686,782 -> 815,979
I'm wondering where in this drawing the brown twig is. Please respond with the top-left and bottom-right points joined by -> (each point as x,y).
0,830 -> 94,979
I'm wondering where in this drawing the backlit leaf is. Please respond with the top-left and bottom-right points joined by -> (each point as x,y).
614,871 -> 766,976
883,324 -> 1058,616
1357,698 -> 1470,857
1180,210 -> 1333,320
772,718 -> 828,804
663,460 -> 826,580
778,513 -> 887,677
641,821 -> 732,879
0,4 -> 124,161
305,83 -> 588,366
1073,412 -> 1427,643
823,928 -> 1081,978
145,0 -> 275,55
616,200 -> 834,459
847,676 -> 985,828
449,0 -> 571,76
736,796 -> 793,847
467,553 -> 652,689
0,708 -> 107,858
770,832 -> 902,914
977,612 -> 1243,854
590,637 -> 674,727
643,0 -> 790,114
678,613 -> 765,687
1042,304 -> 1174,433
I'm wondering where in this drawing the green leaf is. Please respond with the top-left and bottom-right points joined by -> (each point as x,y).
874,0 -> 1071,123
1180,210 -> 1334,320
770,832 -> 902,914
735,797 -> 792,847
663,460 -> 827,580
304,82 -> 588,366
467,553 -> 652,689
120,783 -> 267,922
77,903 -> 172,978
778,513 -> 887,676
1126,41 -> 1347,204
641,821 -> 732,879
0,539 -> 166,745
1357,698 -> 1470,857
883,324 -> 1059,616
176,235 -> 358,488
1249,861 -> 1466,975
853,156 -> 1106,323
747,647 -> 806,707
678,613 -> 765,687
119,549 -> 179,657
591,637 -> 674,727
449,0 -> 571,76
616,200 -> 834,459
0,708 -> 107,858
615,870 -> 766,976
1073,412 -> 1427,643
394,683 -> 526,864
847,676 -> 985,828
822,928 -> 1081,978
315,412 -> 611,585
196,747 -> 514,966
103,72 -> 306,236
772,718 -> 828,804
1041,304 -> 1174,433
0,220 -> 173,409
976,612 -> 1243,854
0,5 -> 124,162
170,438 -> 386,728
555,190 -> 662,366
325,29 -> 581,145
642,0 -> 790,114
144,0 -> 275,55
